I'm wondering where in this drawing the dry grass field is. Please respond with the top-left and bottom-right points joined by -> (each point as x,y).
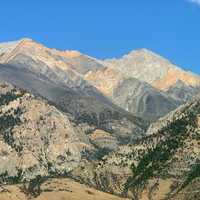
0,178 -> 129,200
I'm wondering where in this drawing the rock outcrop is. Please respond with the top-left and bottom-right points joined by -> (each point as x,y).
0,81 -> 88,182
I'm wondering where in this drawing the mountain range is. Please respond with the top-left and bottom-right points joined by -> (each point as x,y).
1,38 -> 200,122
0,38 -> 200,200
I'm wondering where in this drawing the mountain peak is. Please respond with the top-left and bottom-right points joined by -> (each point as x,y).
0,38 -> 37,52
18,38 -> 43,47
103,48 -> 200,91
0,38 -> 34,47
125,48 -> 170,63
129,48 -> 154,54
0,39 -> 22,56
19,37 -> 33,42
0,38 -> 45,64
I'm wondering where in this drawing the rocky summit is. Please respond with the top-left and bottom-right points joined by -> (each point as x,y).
0,38 -> 200,200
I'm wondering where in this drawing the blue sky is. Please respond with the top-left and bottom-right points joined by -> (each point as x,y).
1,0 -> 200,73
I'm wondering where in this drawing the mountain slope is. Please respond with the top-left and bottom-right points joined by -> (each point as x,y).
124,96 -> 200,199
0,80 -> 145,199
0,81 -> 92,183
70,96 -> 200,200
0,39 -> 200,199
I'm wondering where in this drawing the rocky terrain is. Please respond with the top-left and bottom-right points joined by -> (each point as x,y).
0,38 -> 200,200
0,81 -> 133,200
0,81 -> 86,182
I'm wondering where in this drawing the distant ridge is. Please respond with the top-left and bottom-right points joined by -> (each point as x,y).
0,38 -> 200,121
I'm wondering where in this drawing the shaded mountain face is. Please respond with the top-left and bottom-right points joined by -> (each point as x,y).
111,77 -> 180,121
0,64 -> 147,145
71,96 -> 200,200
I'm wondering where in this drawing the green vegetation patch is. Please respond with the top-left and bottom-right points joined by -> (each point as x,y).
0,89 -> 24,107
125,102 -> 200,192
181,162 -> 200,190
